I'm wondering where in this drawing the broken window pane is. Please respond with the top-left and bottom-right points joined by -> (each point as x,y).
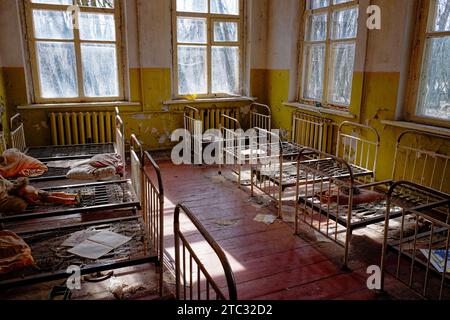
309,0 -> 329,10
178,45 -> 207,95
303,44 -> 325,100
433,0 -> 450,32
36,41 -> 78,98
81,43 -> 119,97
214,22 -> 238,42
76,0 -> 114,8
332,7 -> 358,40
79,13 -> 116,41
417,37 -> 450,120
328,42 -> 355,106
211,0 -> 239,15
177,17 -> 207,44
32,9 -> 73,40
306,13 -> 327,41
176,0 -> 208,13
212,46 -> 239,94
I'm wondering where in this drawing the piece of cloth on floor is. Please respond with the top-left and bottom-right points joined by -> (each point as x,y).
0,230 -> 34,274
0,149 -> 48,178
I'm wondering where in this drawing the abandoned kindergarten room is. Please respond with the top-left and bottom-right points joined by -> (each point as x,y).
0,0 -> 449,302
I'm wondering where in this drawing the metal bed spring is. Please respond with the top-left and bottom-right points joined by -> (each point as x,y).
0,179 -> 140,224
0,216 -> 159,290
9,107 -> 124,162
250,110 -> 330,218
380,181 -> 450,300
174,203 -> 237,300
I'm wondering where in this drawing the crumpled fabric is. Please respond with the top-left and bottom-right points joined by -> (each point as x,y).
0,176 -> 28,213
315,188 -> 386,206
66,154 -> 124,181
0,230 -> 35,274
0,149 -> 48,178
89,154 -> 124,176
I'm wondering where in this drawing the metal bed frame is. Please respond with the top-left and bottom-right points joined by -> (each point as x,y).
7,108 -> 126,182
250,110 -> 332,218
174,203 -> 237,300
293,122 -> 380,268
380,181 -> 450,300
10,107 -> 124,163
0,132 -> 142,225
0,143 -> 165,296
220,104 -> 272,188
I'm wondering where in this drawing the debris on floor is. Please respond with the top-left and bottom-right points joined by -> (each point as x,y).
254,214 -> 277,225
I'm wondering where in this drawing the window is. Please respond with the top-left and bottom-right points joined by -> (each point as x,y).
173,0 -> 243,98
407,0 -> 450,124
24,0 -> 123,103
299,0 -> 359,108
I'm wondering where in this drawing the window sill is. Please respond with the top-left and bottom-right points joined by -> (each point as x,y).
283,102 -> 356,119
163,96 -> 256,105
381,120 -> 450,137
18,101 -> 141,110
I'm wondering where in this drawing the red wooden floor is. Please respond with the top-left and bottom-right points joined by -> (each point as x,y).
155,161 -> 422,300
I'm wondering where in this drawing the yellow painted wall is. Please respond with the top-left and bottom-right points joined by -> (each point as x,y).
0,68 -> 8,142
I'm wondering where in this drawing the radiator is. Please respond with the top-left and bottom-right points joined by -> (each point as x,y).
49,112 -> 116,146
197,106 -> 240,131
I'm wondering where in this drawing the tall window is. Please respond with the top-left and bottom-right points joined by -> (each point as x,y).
407,0 -> 450,123
173,0 -> 243,98
300,0 -> 359,108
24,0 -> 123,103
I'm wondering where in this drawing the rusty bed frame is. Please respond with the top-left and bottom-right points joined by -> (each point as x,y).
8,107 -> 126,182
220,103 -> 272,188
10,107 -> 125,164
174,203 -> 237,300
0,133 -> 141,225
249,110 -> 332,218
294,129 -> 450,271
379,181 -> 450,300
0,137 -> 165,294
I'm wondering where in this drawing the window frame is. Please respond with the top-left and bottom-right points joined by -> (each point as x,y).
297,0 -> 360,109
171,0 -> 245,99
405,0 -> 450,127
23,0 -> 125,103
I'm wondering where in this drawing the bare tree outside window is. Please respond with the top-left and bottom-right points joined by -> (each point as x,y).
174,0 -> 242,97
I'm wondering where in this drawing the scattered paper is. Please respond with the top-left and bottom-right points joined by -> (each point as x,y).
254,214 -> 277,225
67,231 -> 132,260
68,240 -> 113,260
61,230 -> 100,247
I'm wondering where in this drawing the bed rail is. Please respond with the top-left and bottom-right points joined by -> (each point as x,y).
130,134 -> 143,203
115,107 -> 125,171
380,181 -> 450,300
142,150 -> 165,293
10,113 -> 26,153
250,103 -> 271,131
337,122 -> 380,184
292,110 -> 332,153
392,131 -> 450,193
0,132 -> 6,154
174,203 -> 237,300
